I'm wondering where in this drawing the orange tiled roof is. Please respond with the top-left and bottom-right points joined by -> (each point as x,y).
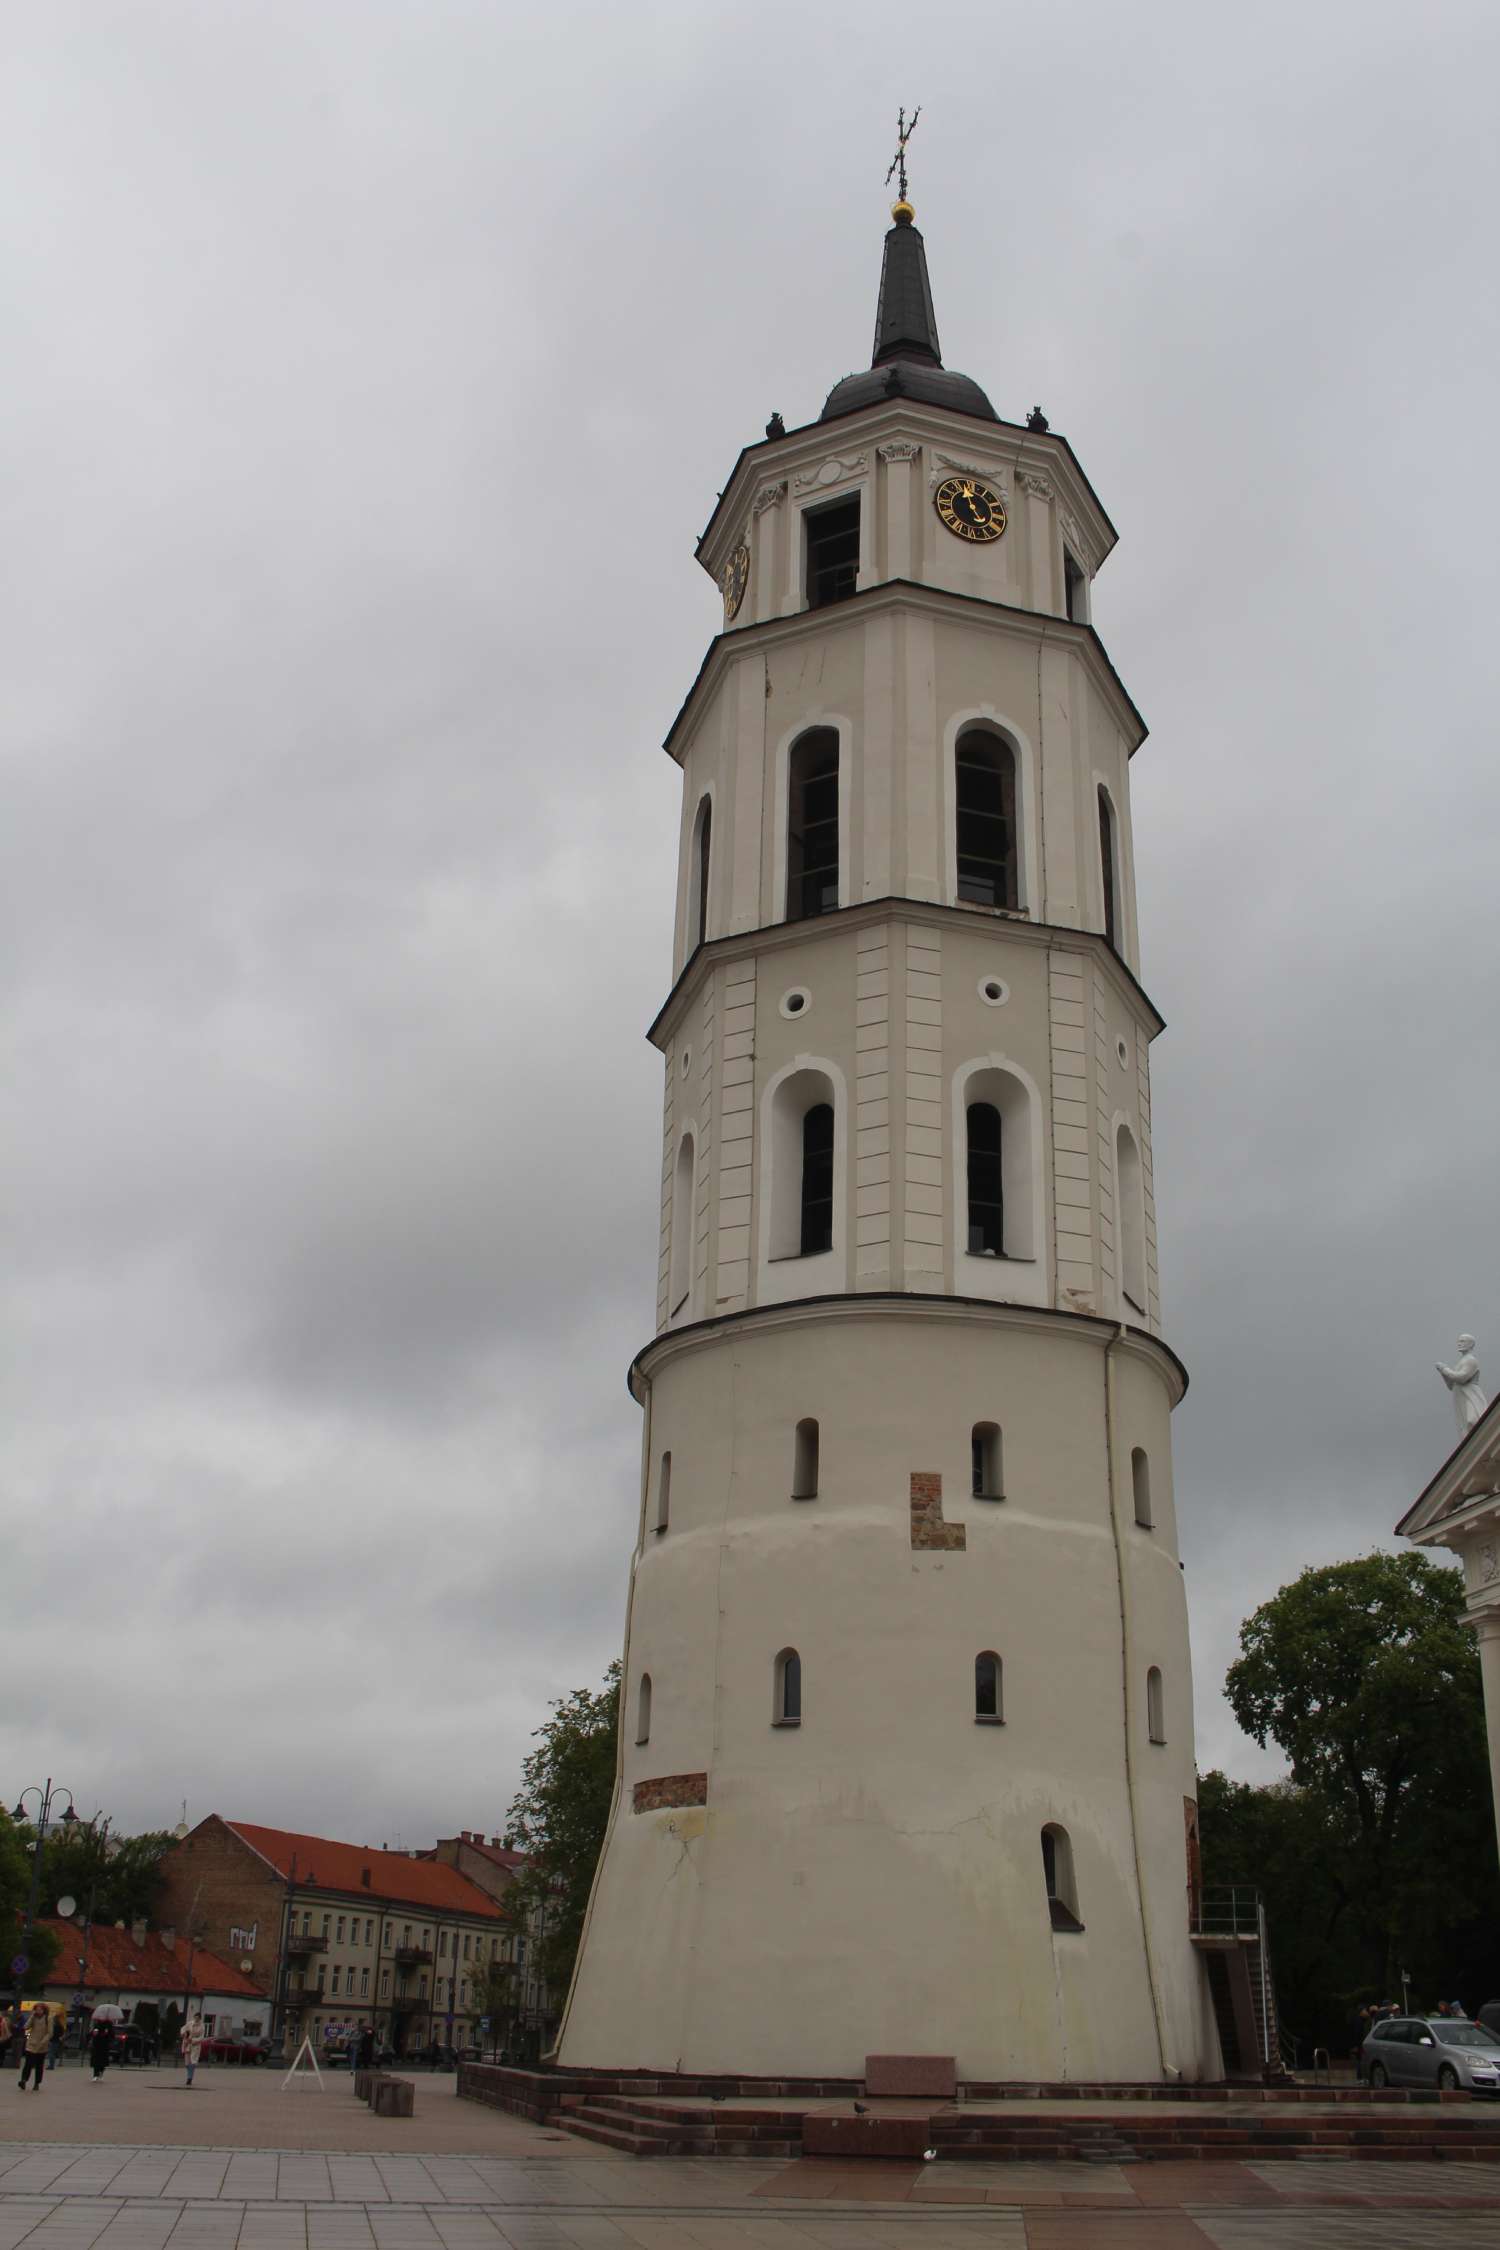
432,1834 -> 527,1874
226,1823 -> 506,1919
36,1920 -> 267,2000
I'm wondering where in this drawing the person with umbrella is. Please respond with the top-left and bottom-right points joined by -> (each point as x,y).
88,2004 -> 120,2082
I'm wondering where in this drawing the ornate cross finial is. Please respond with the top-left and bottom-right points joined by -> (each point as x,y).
885,105 -> 921,208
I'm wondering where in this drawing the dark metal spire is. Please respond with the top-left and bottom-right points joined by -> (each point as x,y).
871,205 -> 942,370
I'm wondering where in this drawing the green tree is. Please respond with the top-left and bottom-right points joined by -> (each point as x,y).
1223,1551 -> 1498,2003
0,1811 -> 61,1995
43,1826 -> 174,1927
506,1661 -> 620,1998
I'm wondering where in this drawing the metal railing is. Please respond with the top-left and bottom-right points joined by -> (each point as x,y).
1190,1885 -> 1263,1939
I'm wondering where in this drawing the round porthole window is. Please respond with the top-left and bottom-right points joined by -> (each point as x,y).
1116,1037 -> 1129,1069
978,976 -> 1009,1007
779,987 -> 811,1020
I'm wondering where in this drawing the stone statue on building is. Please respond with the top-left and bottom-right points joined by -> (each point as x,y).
1437,1337 -> 1489,1436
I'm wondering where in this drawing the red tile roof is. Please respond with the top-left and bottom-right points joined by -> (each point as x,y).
433,1834 -> 527,1874
37,1920 -> 267,2000
226,1823 -> 506,1919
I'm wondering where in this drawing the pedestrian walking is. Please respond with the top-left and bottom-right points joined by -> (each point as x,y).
17,2007 -> 50,2093
88,2017 -> 114,2081
47,2016 -> 63,2071
180,2015 -> 204,2087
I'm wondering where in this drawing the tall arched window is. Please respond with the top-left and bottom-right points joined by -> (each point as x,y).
972,1422 -> 1004,1500
1041,1824 -> 1081,1930
800,1104 -> 834,1255
635,1673 -> 652,1745
975,1651 -> 1003,1723
966,1102 -> 1004,1256
1146,1666 -> 1165,1744
786,729 -> 839,922
773,1648 -> 801,1725
1131,1447 -> 1152,1529
669,1131 -> 696,1319
655,1451 -> 672,1534
691,794 -> 712,950
792,1418 -> 820,1501
956,730 -> 1018,908
1115,1122 -> 1146,1315
1098,785 -> 1119,950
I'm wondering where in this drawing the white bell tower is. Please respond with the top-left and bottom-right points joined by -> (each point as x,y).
557,193 -> 1219,2083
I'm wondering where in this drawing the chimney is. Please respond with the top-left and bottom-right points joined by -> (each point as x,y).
131,1919 -> 147,1949
161,1929 -> 176,1953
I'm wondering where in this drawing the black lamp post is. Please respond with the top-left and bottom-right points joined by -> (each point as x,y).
10,1780 -> 78,2008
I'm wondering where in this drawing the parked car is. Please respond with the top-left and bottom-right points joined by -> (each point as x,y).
109,2025 -> 154,2066
1361,2015 -> 1500,2094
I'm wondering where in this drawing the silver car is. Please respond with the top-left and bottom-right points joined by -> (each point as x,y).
1362,2015 -> 1500,2095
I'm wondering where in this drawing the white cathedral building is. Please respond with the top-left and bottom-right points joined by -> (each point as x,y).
557,196 -> 1222,2083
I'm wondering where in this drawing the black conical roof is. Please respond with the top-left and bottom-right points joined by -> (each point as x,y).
821,206 -> 997,426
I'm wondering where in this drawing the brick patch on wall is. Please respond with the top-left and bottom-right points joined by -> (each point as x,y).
632,1772 -> 709,1814
910,1470 -> 966,1552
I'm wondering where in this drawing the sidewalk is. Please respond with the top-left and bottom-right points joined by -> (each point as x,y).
0,2073 -> 1498,2244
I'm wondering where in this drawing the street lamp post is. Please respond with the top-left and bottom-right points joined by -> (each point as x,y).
9,1780 -> 78,2009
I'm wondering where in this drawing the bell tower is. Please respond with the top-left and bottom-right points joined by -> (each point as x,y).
557,190 -> 1218,2083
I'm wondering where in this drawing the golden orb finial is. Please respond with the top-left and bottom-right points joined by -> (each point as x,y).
891,197 -> 915,224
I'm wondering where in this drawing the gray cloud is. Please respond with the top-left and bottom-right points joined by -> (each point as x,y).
4,0 -> 1498,1836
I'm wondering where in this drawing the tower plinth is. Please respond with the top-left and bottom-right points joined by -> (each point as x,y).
557,205 -> 1218,2083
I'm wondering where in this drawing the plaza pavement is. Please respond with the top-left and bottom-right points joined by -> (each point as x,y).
0,2064 -> 1495,2247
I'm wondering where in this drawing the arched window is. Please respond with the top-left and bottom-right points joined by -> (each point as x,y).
635,1673 -> 652,1745
1146,1666 -> 1165,1745
1131,1447 -> 1152,1529
773,1648 -> 801,1725
975,1651 -> 1003,1723
1041,1824 -> 1081,1930
792,1418 -> 820,1501
800,1104 -> 834,1256
1115,1122 -> 1146,1315
955,730 -> 1018,909
669,1131 -> 696,1319
655,1451 -> 672,1534
691,795 -> 712,950
972,1422 -> 1004,1500
966,1102 -> 1004,1256
1098,786 -> 1119,950
786,729 -> 839,922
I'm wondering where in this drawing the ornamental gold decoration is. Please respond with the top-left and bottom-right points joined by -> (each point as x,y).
934,474 -> 1007,545
720,543 -> 750,621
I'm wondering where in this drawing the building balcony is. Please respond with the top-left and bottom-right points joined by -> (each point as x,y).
286,1932 -> 328,1954
393,1945 -> 432,1966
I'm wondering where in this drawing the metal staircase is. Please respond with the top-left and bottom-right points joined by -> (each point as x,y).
1190,1886 -> 1284,2078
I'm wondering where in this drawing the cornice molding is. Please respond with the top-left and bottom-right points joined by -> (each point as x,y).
1396,1393 -> 1500,1540
647,897 -> 1165,1052
629,1291 -> 1187,1409
662,577 -> 1147,768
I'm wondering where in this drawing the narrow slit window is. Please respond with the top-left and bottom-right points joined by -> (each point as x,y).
966,1102 -> 1004,1256
786,730 -> 840,922
792,1418 -> 820,1500
635,1673 -> 652,1745
655,1451 -> 671,1534
975,1651 -> 1002,1722
800,1103 -> 834,1256
1147,1666 -> 1165,1745
1116,1123 -> 1146,1315
669,1130 -> 695,1318
1131,1447 -> 1152,1528
1041,1823 -> 1081,1930
972,1422 -> 1004,1500
1064,548 -> 1088,623
774,1648 -> 802,1725
1098,786 -> 1118,951
955,730 -> 1018,908
693,796 -> 712,949
805,496 -> 860,610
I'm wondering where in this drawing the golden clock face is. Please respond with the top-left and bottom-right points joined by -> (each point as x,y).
934,474 -> 1008,545
720,543 -> 750,621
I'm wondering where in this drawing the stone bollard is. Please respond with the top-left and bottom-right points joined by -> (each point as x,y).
373,2077 -> 415,2118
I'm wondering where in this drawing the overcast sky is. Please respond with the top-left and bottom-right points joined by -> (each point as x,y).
5,0 -> 1498,1850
